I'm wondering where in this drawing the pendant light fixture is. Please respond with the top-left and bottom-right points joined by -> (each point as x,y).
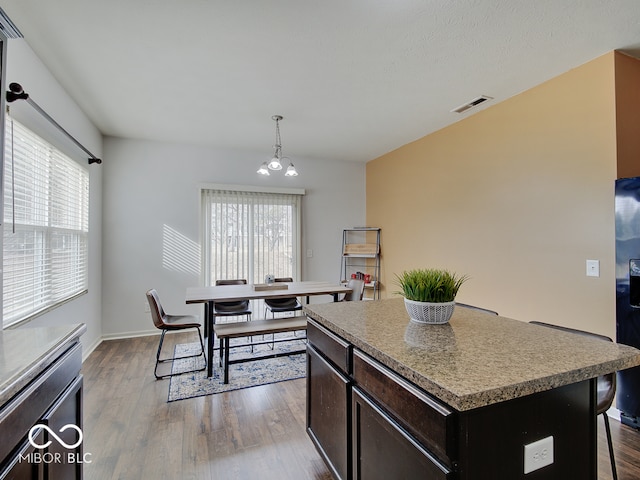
258,115 -> 298,177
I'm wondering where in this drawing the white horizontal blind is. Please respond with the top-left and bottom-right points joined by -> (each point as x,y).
3,116 -> 89,327
202,189 -> 301,286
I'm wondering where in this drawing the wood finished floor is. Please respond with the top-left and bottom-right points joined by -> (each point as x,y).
82,333 -> 640,480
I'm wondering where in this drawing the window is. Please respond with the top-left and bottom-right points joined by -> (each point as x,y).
201,187 -> 303,286
2,116 -> 89,327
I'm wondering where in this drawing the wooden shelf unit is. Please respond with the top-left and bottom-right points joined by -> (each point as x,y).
340,227 -> 381,300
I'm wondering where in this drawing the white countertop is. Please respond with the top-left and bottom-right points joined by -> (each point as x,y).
0,323 -> 86,406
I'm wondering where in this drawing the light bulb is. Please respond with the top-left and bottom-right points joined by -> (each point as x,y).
268,156 -> 282,170
257,162 -> 270,175
285,163 -> 298,177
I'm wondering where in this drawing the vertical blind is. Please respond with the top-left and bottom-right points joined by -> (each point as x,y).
202,188 -> 301,286
3,116 -> 89,327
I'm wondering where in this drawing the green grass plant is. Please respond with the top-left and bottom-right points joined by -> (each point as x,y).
394,268 -> 468,303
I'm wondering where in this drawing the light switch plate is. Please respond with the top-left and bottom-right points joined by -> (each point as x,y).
524,436 -> 554,474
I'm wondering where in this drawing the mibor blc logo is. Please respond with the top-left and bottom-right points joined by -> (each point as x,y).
20,424 -> 92,465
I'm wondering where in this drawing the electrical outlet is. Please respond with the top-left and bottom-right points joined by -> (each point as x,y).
586,259 -> 600,277
524,436 -> 553,474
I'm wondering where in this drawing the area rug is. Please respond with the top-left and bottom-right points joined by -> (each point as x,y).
167,332 -> 307,402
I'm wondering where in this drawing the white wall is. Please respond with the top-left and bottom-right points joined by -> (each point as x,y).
102,137 -> 366,337
4,39 -> 103,354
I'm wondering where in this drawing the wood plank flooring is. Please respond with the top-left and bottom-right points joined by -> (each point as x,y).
82,333 -> 640,480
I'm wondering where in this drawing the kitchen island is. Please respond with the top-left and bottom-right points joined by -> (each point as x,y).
304,298 -> 640,480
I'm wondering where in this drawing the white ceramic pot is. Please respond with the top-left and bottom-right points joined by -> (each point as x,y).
403,298 -> 455,324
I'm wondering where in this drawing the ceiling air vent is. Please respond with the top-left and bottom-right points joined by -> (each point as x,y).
450,95 -> 493,114
0,8 -> 23,38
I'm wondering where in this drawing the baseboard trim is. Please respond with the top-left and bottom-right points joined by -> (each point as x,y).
101,329 -> 159,341
81,329 -> 187,362
82,336 -> 103,362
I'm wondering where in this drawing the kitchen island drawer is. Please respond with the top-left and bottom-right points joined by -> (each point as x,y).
352,349 -> 456,468
352,387 -> 453,480
307,319 -> 351,374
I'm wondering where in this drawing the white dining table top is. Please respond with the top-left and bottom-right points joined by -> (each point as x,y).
186,280 -> 352,304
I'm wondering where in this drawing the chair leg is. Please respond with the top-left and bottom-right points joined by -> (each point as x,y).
247,313 -> 255,352
154,330 -> 168,379
219,335 -> 223,367
154,327 -> 206,379
603,412 -> 618,480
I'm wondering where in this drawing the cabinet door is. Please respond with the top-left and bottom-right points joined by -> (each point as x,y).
0,430 -> 44,480
306,344 -> 351,480
352,387 -> 452,480
42,376 -> 83,480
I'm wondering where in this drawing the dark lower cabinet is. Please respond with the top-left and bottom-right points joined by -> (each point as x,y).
0,339 -> 83,480
352,387 -> 452,480
1,430 -> 44,480
307,318 -> 599,480
43,376 -> 83,480
307,344 -> 351,480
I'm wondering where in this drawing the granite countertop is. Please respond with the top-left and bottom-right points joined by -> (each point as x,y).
303,298 -> 640,411
0,323 -> 86,406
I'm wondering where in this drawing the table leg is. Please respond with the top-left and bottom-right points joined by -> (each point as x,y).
207,301 -> 215,377
223,337 -> 230,384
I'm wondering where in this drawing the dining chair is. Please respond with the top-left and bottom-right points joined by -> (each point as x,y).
342,278 -> 365,301
214,279 -> 252,322
529,321 -> 618,480
146,289 -> 206,379
264,277 -> 303,318
262,277 -> 303,348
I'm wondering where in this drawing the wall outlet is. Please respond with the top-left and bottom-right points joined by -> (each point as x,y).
586,259 -> 600,277
524,436 -> 553,474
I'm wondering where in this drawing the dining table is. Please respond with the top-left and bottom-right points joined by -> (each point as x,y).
186,280 -> 353,377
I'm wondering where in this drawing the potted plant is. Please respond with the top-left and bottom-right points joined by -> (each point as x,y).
394,268 -> 468,324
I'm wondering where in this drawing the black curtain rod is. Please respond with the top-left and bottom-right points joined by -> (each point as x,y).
5,82 -> 102,165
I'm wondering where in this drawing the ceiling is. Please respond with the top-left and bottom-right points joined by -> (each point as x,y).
1,0 -> 639,164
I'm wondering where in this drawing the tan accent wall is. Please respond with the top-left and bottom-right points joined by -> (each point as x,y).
366,52 -> 619,337
615,51 -> 640,179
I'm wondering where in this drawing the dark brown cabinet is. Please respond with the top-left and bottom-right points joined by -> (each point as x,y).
352,387 -> 451,480
307,318 -> 453,480
306,321 -> 352,480
306,317 -> 599,480
1,431 -> 44,480
0,330 -> 84,480
42,376 -> 83,480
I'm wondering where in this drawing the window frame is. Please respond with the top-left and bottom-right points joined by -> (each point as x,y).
2,115 -> 89,328
200,184 -> 305,287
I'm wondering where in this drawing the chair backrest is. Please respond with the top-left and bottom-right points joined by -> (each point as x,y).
215,279 -> 249,309
529,321 -> 616,413
457,303 -> 498,315
266,277 -> 298,306
344,278 -> 365,301
146,289 -> 166,329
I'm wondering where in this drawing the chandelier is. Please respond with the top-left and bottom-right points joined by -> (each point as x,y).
257,115 -> 298,176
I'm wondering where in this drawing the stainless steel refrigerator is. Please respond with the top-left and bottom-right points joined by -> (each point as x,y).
615,176 -> 640,429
